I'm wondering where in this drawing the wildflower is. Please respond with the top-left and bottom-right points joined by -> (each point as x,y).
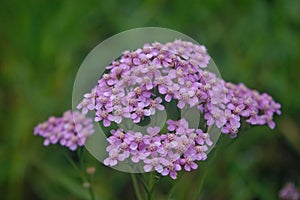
146,126 -> 161,136
143,157 -> 168,173
34,39 -> 281,180
180,156 -> 198,171
279,183 -> 300,200
77,87 -> 97,114
161,159 -> 182,179
34,110 -> 94,151
103,149 -> 124,167
103,119 -> 212,179
95,108 -> 114,127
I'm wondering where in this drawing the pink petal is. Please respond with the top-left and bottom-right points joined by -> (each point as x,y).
103,119 -> 111,127
143,165 -> 152,172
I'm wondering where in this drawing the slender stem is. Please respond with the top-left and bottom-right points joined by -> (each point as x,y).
75,148 -> 96,200
78,148 -> 85,170
135,172 -> 159,200
147,172 -> 155,200
131,173 -> 144,200
88,175 -> 96,200
63,153 -> 85,180
138,173 -> 150,194
88,188 -> 95,200
193,171 -> 207,200
167,173 -> 184,200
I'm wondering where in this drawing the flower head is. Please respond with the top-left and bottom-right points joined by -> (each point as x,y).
103,119 -> 212,179
279,182 -> 300,200
34,110 -> 94,151
34,39 -> 281,180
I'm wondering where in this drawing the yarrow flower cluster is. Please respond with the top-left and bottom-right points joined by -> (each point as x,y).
34,39 -> 281,179
77,40 -> 211,126
279,183 -> 300,200
77,40 -> 281,137
220,82 -> 281,137
34,110 -> 94,151
104,119 -> 212,179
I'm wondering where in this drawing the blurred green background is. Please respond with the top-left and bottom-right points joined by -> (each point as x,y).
1,0 -> 300,199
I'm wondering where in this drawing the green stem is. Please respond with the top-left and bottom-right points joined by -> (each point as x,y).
131,173 -> 144,200
191,136 -> 225,200
78,148 -> 85,170
167,173 -> 184,200
68,149 -> 96,200
63,153 -> 85,180
87,166 -> 96,200
88,176 -> 96,200
138,173 -> 150,194
147,172 -> 155,200
135,172 -> 159,200
193,171 -> 208,200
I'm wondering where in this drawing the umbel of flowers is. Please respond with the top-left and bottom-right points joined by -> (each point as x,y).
34,110 -> 94,150
34,40 -> 281,179
103,119 -> 212,179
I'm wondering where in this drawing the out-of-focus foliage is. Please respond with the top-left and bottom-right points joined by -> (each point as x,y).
0,0 -> 299,199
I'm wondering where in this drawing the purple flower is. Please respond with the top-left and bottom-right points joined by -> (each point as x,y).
166,119 -> 178,131
34,39 -> 283,182
95,109 -> 114,127
279,183 -> 300,200
169,69 -> 185,85
147,126 -> 161,136
124,132 -> 143,151
131,102 -> 148,123
76,87 -> 97,114
145,97 -> 165,116
71,39 -> 282,178
161,160 -> 182,179
157,75 -> 172,92
34,110 -> 94,151
132,50 -> 151,66
103,119 -> 212,178
175,88 -> 197,109
131,151 -> 150,163
136,76 -> 154,90
103,149 -> 127,166
204,108 -> 226,128
195,130 -> 213,146
221,124 -> 239,138
143,157 -> 168,173
112,105 -> 130,124
160,84 -> 180,102
76,39 -> 280,140
194,145 -> 209,160
141,63 -> 162,79
180,156 -> 198,171
246,110 -> 265,125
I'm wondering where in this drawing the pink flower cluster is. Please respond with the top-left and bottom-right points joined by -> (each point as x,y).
220,83 -> 281,138
34,110 -> 94,151
104,119 -> 212,179
33,39 -> 281,178
77,40 -> 220,128
77,40 -> 281,138
279,182 -> 300,200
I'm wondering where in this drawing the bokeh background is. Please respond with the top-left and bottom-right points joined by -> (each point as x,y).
1,0 -> 300,199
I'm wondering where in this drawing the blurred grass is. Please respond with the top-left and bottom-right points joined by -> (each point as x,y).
0,0 -> 300,199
